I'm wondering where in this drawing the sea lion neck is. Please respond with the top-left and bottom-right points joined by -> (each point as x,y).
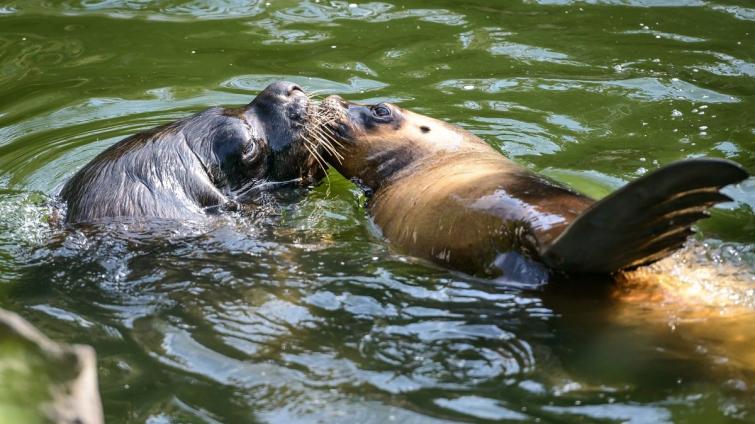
359,143 -> 425,191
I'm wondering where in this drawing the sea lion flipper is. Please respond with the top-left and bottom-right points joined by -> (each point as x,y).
540,158 -> 750,274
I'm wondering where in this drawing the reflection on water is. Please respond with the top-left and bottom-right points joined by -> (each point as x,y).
615,241 -> 755,372
1,183 -> 753,422
0,0 -> 753,422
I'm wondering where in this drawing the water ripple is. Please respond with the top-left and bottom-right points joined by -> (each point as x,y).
221,74 -> 387,94
11,0 -> 267,21
273,1 -> 465,26
0,1 -> 752,422
435,396 -> 528,421
711,4 -> 755,21
438,77 -> 740,103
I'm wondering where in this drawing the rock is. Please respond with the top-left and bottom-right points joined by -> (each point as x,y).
0,308 -> 103,424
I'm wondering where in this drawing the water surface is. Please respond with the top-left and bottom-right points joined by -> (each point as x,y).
0,1 -> 754,422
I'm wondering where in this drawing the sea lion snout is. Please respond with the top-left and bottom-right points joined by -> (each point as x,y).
258,81 -> 305,99
318,96 -> 401,138
248,82 -> 313,153
250,81 -> 309,123
323,94 -> 347,108
315,95 -> 352,140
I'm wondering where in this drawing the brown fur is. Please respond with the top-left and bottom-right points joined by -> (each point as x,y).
318,98 -> 593,276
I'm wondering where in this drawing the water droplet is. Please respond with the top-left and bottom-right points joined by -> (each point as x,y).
463,85 -> 475,90
671,109 -> 683,117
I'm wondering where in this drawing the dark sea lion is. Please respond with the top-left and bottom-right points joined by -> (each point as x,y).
60,81 -> 327,223
314,96 -> 750,278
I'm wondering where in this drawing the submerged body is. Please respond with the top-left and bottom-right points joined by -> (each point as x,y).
61,81 -> 322,223
315,96 -> 748,277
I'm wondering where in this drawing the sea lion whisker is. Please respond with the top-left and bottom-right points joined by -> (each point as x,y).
312,129 -> 344,155
310,112 -> 334,124
313,116 -> 341,137
311,123 -> 344,152
302,140 -> 328,178
302,135 -> 332,175
315,127 -> 345,148
310,132 -> 343,162
302,135 -> 333,189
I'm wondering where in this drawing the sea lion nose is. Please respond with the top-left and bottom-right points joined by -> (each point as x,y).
323,95 -> 347,108
264,81 -> 304,97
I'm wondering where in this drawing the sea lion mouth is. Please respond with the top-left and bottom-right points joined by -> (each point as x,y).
297,94 -> 349,174
312,95 -> 349,134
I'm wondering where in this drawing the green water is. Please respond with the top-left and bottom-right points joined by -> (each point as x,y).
1,1 -> 754,422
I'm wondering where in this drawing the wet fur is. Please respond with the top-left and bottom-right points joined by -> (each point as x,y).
61,82 -> 321,223
313,97 -> 747,277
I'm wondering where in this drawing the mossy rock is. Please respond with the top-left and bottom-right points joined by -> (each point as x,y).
0,309 -> 102,424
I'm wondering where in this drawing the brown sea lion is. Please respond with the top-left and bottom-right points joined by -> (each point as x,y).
60,81 -> 328,223
314,96 -> 749,279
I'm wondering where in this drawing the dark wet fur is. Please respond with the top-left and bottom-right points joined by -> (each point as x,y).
60,82 -> 322,223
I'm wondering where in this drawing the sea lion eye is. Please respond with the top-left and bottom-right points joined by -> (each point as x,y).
372,104 -> 391,118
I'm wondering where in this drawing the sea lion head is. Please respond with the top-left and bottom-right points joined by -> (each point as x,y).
312,95 -> 492,191
243,81 -> 325,186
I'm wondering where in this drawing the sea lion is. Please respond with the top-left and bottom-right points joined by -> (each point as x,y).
313,96 -> 749,278
60,81 -> 327,223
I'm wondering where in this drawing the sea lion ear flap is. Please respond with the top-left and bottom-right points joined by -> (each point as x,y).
540,158 -> 749,274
